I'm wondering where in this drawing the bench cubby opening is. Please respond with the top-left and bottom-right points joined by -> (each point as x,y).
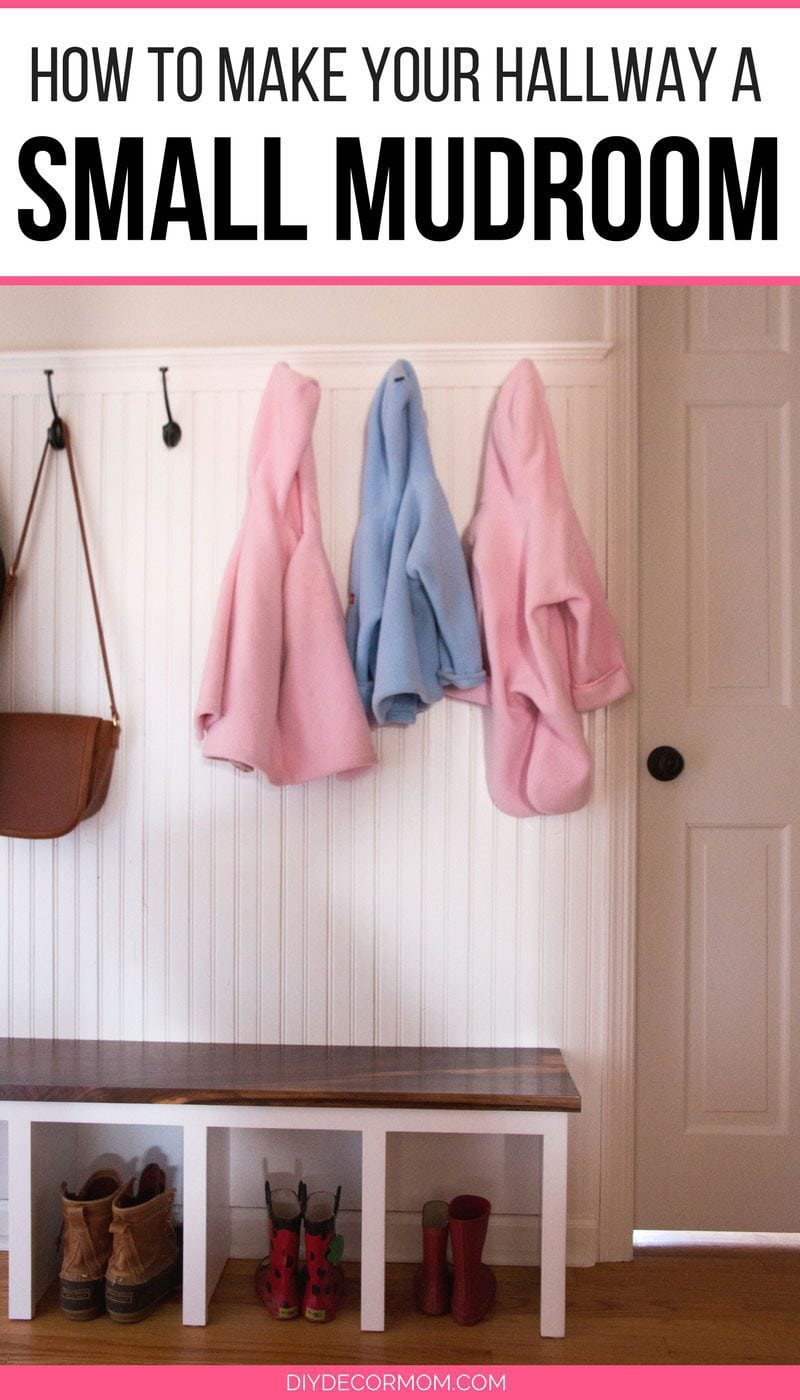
385,1129 -> 544,1267
6,1107 -> 184,1320
228,1125 -> 363,1264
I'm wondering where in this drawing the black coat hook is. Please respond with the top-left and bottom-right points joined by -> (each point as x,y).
159,367 -> 182,449
45,369 -> 65,451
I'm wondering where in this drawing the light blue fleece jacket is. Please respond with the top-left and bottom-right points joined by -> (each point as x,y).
346,361 -> 485,725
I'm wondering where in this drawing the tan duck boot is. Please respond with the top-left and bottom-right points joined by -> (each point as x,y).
105,1163 -> 181,1322
59,1168 -> 124,1319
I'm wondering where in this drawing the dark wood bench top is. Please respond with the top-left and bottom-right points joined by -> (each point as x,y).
0,1040 -> 580,1112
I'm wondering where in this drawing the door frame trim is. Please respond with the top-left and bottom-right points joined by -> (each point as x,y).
599,285 -> 639,1260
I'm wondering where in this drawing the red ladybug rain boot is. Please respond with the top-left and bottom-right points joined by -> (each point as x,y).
255,1181 -> 307,1320
302,1187 -> 345,1322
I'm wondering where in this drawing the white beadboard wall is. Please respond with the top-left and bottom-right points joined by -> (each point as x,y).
0,339 -> 635,1265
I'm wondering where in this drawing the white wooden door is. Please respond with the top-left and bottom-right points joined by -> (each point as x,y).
636,286 -> 800,1229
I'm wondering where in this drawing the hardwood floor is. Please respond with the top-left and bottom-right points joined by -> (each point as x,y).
3,1247 -> 800,1366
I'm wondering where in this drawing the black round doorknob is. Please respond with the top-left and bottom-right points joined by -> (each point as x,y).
647,746 -> 685,781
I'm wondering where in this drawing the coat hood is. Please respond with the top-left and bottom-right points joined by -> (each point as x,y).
248,362 -> 322,520
484,358 -> 567,507
361,360 -> 430,519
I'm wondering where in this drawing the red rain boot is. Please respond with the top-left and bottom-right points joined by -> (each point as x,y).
302,1187 -> 345,1322
448,1195 -> 496,1325
255,1181 -> 306,1319
414,1200 -> 451,1315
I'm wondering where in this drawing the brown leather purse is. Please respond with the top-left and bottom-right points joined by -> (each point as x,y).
0,421 -> 120,839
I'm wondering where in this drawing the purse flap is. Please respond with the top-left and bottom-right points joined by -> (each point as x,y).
0,713 -> 102,839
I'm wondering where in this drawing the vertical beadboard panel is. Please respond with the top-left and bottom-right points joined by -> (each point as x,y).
96,393 -> 126,1041
119,393 -> 149,1041
188,388 -> 228,1044
0,342 -> 625,1260
165,389 -> 195,1043
0,392 -> 14,1036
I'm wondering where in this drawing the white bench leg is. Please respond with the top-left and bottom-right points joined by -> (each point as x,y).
180,1122 -> 231,1326
205,1126 -> 232,1313
539,1112 -> 568,1337
181,1122 -> 210,1325
359,1124 -> 386,1331
7,1116 -> 33,1319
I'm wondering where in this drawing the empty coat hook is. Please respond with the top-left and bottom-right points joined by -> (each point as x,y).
159,367 -> 182,449
45,369 -> 65,451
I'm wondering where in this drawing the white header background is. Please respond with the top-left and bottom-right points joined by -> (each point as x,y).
0,6 -> 796,276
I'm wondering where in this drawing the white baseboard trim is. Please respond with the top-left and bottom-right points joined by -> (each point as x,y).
230,1209 -> 598,1268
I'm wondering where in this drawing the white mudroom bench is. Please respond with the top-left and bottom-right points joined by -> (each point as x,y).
0,1039 -> 581,1337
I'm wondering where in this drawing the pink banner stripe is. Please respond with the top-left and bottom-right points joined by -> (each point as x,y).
3,1363 -> 800,1400
3,2 -> 800,9
0,276 -> 798,287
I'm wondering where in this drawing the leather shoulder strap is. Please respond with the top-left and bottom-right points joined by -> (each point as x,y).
0,422 -> 120,728
0,435 -> 49,626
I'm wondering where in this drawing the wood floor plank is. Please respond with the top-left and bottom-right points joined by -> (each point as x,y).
2,1252 -> 800,1366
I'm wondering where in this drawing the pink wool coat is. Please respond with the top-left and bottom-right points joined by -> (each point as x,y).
450,359 -> 632,816
195,364 -> 376,785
